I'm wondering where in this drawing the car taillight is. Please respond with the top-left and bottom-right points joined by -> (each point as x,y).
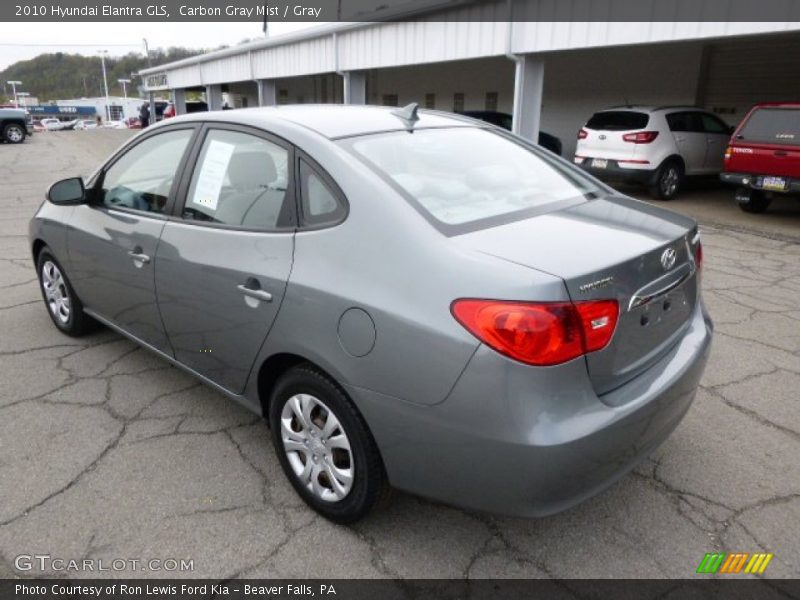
577,128 -> 588,140
695,242 -> 703,273
451,299 -> 619,366
622,131 -> 659,143
724,146 -> 732,161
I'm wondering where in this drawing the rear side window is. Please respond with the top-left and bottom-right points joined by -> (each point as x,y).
586,111 -> 649,131
298,159 -> 347,227
183,129 -> 291,230
666,112 -> 703,133
737,108 -> 800,146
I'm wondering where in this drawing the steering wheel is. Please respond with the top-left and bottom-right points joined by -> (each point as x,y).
105,185 -> 151,211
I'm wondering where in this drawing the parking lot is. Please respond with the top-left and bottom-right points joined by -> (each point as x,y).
0,129 -> 798,579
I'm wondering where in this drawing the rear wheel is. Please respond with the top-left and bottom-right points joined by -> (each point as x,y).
649,160 -> 684,200
3,122 -> 26,144
269,364 -> 387,523
735,187 -> 772,214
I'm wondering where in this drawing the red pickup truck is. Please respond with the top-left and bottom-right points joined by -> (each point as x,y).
720,103 -> 800,213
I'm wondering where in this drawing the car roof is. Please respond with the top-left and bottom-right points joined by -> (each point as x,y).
600,105 -> 706,113
171,104 -> 476,139
749,102 -> 800,109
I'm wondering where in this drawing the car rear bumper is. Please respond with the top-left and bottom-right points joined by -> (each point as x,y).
575,158 -> 655,184
349,301 -> 712,518
720,172 -> 800,194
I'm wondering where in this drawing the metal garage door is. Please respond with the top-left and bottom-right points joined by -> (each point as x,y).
701,34 -> 800,125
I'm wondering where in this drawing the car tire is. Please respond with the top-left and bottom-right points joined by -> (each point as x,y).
735,188 -> 772,214
3,122 -> 26,144
36,248 -> 94,336
649,160 -> 684,200
269,364 -> 387,523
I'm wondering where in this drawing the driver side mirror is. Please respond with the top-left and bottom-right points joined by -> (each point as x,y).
47,177 -> 86,205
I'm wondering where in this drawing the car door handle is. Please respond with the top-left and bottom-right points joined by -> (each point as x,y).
127,250 -> 150,264
237,284 -> 272,302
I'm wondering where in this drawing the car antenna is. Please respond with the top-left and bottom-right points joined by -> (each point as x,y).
391,102 -> 420,130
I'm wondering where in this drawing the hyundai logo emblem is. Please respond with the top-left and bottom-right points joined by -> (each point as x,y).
599,134 -> 607,140
660,247 -> 677,271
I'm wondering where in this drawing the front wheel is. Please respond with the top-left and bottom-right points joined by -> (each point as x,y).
649,160 -> 684,200
735,187 -> 772,214
36,248 -> 94,336
269,365 -> 387,523
3,123 -> 26,144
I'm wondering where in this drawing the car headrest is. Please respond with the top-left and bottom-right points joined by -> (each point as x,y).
227,151 -> 277,189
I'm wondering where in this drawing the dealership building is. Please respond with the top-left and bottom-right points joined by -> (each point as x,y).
138,5 -> 800,157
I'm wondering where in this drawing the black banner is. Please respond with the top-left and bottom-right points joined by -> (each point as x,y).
4,0 -> 800,22
4,579 -> 800,600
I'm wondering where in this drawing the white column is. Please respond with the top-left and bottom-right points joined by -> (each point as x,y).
511,55 -> 544,142
173,88 -> 186,115
342,71 -> 366,105
256,79 -> 277,106
148,92 -> 156,124
206,84 -> 223,111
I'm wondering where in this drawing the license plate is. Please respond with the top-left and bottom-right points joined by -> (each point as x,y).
592,158 -> 608,169
762,176 -> 787,191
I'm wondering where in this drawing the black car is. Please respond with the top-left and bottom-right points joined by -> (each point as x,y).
459,110 -> 562,156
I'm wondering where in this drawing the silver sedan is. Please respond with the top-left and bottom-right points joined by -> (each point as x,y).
29,104 -> 712,522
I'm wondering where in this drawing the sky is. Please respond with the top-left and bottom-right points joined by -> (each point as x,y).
0,22 -> 317,71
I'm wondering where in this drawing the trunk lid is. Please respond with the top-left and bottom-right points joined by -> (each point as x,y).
455,196 -> 700,399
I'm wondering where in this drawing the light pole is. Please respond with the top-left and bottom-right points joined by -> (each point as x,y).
7,80 -> 21,107
98,51 -> 110,121
118,78 -> 131,122
117,78 -> 130,100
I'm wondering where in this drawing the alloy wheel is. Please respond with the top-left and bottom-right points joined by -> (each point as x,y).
280,393 -> 354,502
661,167 -> 679,196
41,260 -> 71,324
6,125 -> 24,143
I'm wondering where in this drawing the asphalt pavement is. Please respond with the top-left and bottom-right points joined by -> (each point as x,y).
1,129 -> 798,580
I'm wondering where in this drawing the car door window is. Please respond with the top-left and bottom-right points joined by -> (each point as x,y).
298,159 -> 347,227
100,129 -> 193,213
700,114 -> 730,134
667,112 -> 703,133
183,129 -> 291,230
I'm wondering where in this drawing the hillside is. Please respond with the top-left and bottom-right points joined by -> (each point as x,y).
0,48 -> 205,102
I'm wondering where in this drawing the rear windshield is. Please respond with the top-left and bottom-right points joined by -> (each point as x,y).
737,108 -> 800,146
343,127 -> 601,232
586,111 -> 649,131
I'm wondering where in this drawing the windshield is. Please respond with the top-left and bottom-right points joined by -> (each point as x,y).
344,127 -> 601,230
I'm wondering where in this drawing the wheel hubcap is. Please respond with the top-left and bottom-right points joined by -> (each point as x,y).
8,127 -> 23,142
280,393 -> 354,502
41,261 -> 71,324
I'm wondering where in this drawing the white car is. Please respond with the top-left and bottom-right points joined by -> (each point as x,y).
103,120 -> 128,129
74,119 -> 99,130
574,106 -> 733,199
40,118 -> 64,131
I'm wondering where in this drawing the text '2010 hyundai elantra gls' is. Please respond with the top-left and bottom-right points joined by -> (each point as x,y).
29,104 -> 712,522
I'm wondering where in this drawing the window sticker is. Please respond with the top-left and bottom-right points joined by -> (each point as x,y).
191,140 -> 235,211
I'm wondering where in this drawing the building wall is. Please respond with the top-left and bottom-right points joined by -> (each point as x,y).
367,43 -> 704,157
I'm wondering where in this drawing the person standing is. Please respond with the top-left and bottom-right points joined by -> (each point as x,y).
139,102 -> 150,128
